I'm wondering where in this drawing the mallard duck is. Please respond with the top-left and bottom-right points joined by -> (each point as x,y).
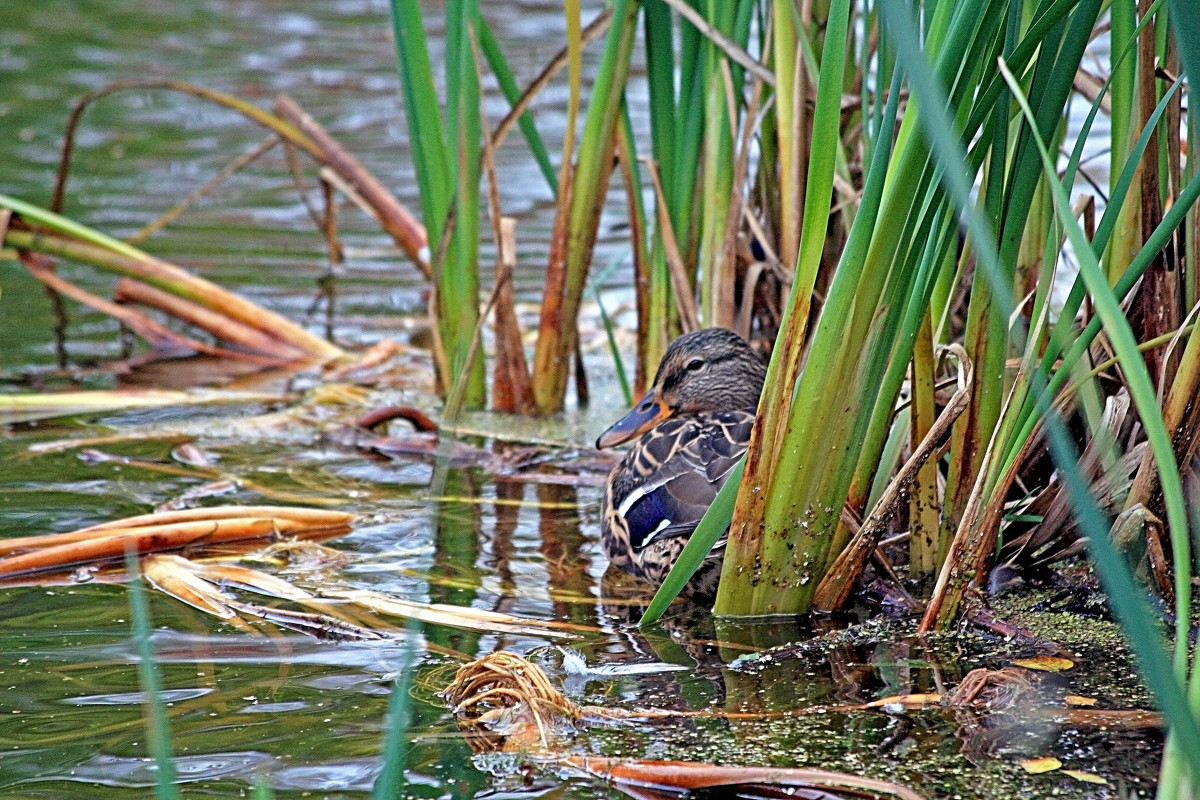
596,328 -> 766,598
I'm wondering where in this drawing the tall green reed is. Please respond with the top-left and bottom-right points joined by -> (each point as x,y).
390,0 -> 486,407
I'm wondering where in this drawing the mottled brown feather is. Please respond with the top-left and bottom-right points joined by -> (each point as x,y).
598,329 -> 765,601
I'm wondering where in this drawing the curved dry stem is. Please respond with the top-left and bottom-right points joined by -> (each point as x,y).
52,79 -> 322,214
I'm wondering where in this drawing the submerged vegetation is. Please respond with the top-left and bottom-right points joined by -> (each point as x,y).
1,0 -> 1199,795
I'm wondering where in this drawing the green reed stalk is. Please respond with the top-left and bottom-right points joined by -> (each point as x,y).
718,0 -> 1129,617
390,0 -> 485,407
447,0 -> 486,407
998,55 -> 1200,789
371,625 -> 419,800
717,0 -> 889,614
773,0 -> 801,271
125,552 -> 181,800
908,309 -> 942,580
1,197 -> 342,360
531,0 -> 638,413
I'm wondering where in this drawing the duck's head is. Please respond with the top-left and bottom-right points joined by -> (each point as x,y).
596,327 -> 766,448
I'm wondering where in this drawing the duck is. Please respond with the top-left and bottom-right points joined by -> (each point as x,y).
595,327 -> 766,599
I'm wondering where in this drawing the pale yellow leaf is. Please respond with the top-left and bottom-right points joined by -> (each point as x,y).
1012,655 -> 1074,672
1062,770 -> 1107,785
1019,757 -> 1062,774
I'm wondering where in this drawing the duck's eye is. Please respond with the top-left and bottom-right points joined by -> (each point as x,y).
686,358 -> 705,372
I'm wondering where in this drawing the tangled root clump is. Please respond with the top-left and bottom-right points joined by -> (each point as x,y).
444,651 -> 581,753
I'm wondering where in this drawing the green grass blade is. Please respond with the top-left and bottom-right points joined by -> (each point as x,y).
125,551 -> 180,800
371,623 -> 420,800
474,12 -> 557,193
793,0 -> 852,293
996,55 -> 1200,772
388,0 -> 451,235
0,192 -> 145,261
641,458 -> 743,626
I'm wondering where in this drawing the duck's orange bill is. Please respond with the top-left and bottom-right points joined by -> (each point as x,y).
596,390 -> 672,448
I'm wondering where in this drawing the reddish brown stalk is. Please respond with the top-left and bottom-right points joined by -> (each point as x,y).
492,219 -> 536,414
21,254 -> 290,365
274,95 -> 430,277
0,517 -> 352,578
565,758 -> 926,800
113,278 -> 307,360
20,254 -> 207,356
354,405 -> 439,433
1125,0 -> 1178,384
6,228 -> 341,360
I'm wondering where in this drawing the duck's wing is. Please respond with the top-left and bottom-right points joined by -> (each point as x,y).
609,410 -> 753,553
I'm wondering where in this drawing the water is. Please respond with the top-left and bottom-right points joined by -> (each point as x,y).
0,2 -> 1160,798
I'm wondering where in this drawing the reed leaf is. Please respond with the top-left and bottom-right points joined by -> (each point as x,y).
991,55 -> 1200,776
474,13 -> 557,193
531,0 -> 639,413
372,624 -> 420,800
642,459 -> 743,626
126,552 -> 180,800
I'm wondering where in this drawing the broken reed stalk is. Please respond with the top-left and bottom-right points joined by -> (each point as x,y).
113,277 -> 309,360
812,345 -> 973,612
273,94 -> 430,276
3,224 -> 341,361
0,507 -> 354,575
19,252 -> 256,362
71,505 -> 354,533
0,520 -> 287,578
490,219 -> 536,414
